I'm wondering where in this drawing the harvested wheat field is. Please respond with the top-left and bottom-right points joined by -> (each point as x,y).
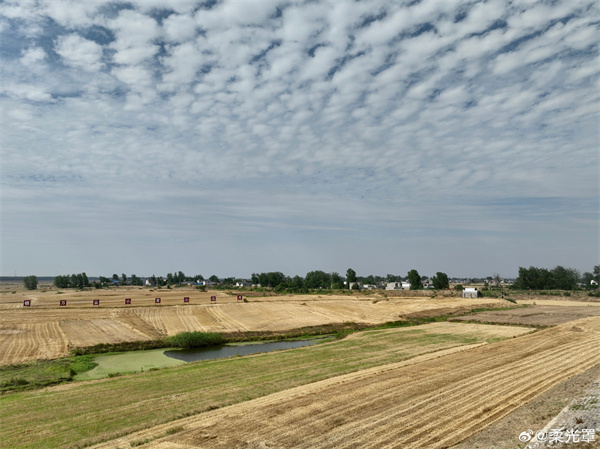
0,287 -> 506,365
449,303 -> 600,326
91,316 -> 600,449
0,322 -> 533,449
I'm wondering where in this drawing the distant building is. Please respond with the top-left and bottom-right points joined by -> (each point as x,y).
386,282 -> 411,290
462,287 -> 481,298
235,281 -> 251,287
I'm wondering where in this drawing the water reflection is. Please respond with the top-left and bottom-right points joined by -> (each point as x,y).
164,339 -> 326,362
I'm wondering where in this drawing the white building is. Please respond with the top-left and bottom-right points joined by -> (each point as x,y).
386,282 -> 411,290
462,287 -> 481,298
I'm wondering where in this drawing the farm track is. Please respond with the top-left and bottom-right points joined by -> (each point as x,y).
103,317 -> 600,449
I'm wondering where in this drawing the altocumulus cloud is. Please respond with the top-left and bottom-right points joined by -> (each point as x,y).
1,0 -> 598,278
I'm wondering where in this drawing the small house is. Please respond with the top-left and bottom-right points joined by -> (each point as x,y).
462,287 -> 481,298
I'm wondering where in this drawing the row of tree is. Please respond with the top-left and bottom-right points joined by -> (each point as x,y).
24,265 -> 600,291
54,273 -> 90,289
514,265 -> 597,290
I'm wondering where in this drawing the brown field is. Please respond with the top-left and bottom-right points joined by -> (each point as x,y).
90,316 -> 600,449
0,286 -> 507,365
449,302 -> 600,326
3,284 -> 600,449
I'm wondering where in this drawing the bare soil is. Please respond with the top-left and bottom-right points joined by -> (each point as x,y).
449,304 -> 600,327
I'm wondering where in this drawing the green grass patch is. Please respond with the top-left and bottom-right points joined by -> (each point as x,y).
0,355 -> 97,393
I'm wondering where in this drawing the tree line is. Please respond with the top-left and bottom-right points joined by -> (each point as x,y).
22,265 -> 600,291
514,265 -> 599,290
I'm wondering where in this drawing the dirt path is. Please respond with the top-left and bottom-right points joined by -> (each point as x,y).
91,316 -> 600,449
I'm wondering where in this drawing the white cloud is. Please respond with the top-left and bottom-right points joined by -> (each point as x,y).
109,9 -> 160,65
162,13 -> 198,43
2,83 -> 54,102
55,34 -> 104,71
1,0 -> 598,277
20,47 -> 46,66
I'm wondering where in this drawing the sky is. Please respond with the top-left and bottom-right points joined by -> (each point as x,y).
1,0 -> 598,280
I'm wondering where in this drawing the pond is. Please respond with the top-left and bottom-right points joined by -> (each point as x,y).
75,338 -> 331,380
164,338 -> 328,362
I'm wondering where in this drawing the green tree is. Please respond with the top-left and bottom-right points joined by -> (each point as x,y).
407,269 -> 423,290
54,275 -> 70,288
23,275 -> 38,290
209,275 -> 220,283
81,272 -> 90,288
305,270 -> 331,289
221,277 -> 235,286
346,268 -> 357,289
291,275 -> 306,292
432,272 -> 449,289
331,272 -> 343,289
515,266 -> 579,290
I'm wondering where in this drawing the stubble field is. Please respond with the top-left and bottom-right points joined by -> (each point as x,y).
1,285 -> 599,449
0,286 -> 504,365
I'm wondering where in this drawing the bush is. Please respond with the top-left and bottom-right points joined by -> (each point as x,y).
23,275 -> 38,290
164,332 -> 224,349
454,285 -> 464,291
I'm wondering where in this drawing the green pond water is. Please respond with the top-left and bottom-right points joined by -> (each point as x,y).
75,338 -> 328,380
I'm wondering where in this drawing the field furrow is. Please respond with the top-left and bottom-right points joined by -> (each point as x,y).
268,329 -> 565,447
131,317 -> 599,449
61,319 -> 151,347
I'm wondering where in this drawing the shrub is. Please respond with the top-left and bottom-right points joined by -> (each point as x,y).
23,275 -> 38,290
164,332 -> 224,349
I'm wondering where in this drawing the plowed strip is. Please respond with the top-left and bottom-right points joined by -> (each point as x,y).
60,319 -> 151,347
120,317 -> 600,449
0,323 -> 68,364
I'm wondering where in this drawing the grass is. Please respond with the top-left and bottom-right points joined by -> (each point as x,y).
0,355 -> 97,393
0,322 -> 526,449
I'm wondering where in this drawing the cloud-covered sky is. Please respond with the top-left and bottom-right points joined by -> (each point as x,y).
1,0 -> 598,279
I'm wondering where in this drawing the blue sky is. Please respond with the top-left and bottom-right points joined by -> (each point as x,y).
1,0 -> 598,279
